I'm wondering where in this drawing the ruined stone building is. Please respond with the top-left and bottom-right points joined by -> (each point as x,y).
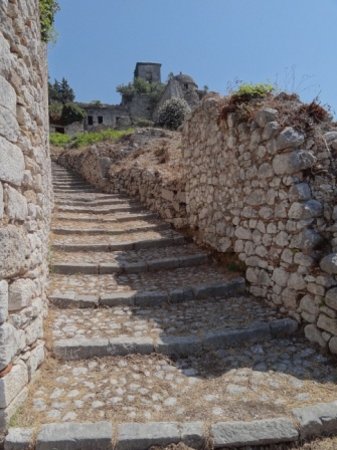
51,62 -> 204,134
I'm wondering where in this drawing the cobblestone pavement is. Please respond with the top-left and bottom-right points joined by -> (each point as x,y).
50,296 -> 283,341
16,164 -> 337,444
51,244 -> 207,265
17,339 -> 337,426
49,264 -> 235,296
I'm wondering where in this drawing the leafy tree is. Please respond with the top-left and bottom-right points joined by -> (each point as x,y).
49,101 -> 63,123
48,78 -> 75,104
60,103 -> 86,126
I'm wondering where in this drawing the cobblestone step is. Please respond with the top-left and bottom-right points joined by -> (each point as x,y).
8,337 -> 337,445
49,277 -> 246,308
52,233 -> 189,252
55,205 -> 145,214
51,222 -> 171,235
53,318 -> 298,360
51,253 -> 209,275
48,263 -> 232,300
53,212 -> 159,223
53,188 -> 98,193
49,295 -> 292,355
55,198 -> 132,206
54,193 -> 123,200
10,164 -> 337,448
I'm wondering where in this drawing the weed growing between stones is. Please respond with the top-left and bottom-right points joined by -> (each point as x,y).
39,0 -> 59,42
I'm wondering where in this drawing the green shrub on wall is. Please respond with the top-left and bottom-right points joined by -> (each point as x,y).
39,0 -> 59,42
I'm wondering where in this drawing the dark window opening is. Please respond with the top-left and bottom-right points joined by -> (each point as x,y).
98,116 -> 103,124
88,116 -> 93,126
184,83 -> 189,89
55,127 -> 65,134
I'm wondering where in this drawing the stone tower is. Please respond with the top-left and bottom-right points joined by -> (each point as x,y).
134,62 -> 161,83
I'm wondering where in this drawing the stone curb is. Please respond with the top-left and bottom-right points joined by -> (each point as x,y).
52,235 -> 189,252
292,400 -> 337,439
56,206 -> 145,214
51,253 -> 209,275
49,277 -> 246,308
52,318 -> 298,360
51,223 -> 171,235
54,212 -> 159,223
3,413 -> 312,450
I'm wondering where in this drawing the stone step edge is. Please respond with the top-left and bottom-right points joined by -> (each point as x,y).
49,278 -> 246,308
52,318 -> 298,360
51,223 -> 171,235
48,277 -> 246,309
52,235 -> 190,252
55,206 -> 145,214
55,200 -> 133,206
7,399 -> 337,449
50,253 -> 209,275
53,213 -> 159,223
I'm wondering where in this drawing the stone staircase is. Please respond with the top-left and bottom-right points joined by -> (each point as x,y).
6,163 -> 337,449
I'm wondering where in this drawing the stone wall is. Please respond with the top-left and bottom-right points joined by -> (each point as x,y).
56,129 -> 187,228
182,93 -> 337,353
0,0 -> 52,429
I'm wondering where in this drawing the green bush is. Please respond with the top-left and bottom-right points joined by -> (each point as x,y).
232,83 -> 274,102
50,128 -> 134,148
49,101 -> 63,123
157,98 -> 191,130
71,128 -> 133,148
50,132 -> 71,147
39,0 -> 59,42
60,103 -> 86,126
117,79 -> 165,103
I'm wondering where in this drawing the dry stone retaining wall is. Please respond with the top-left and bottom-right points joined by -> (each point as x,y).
182,94 -> 337,353
0,0 -> 51,429
57,130 -> 187,228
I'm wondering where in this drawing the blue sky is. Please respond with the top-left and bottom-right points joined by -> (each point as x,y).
49,0 -> 337,114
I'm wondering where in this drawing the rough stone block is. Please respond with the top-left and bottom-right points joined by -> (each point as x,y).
288,200 -> 322,220
320,253 -> 337,275
296,229 -> 322,253
0,280 -> 8,324
275,127 -> 305,150
0,33 -> 11,77
0,225 -> 28,278
0,363 -> 28,408
255,108 -> 278,127
289,182 -> 311,201
0,75 -> 16,113
36,422 -> 113,450
0,323 -> 20,371
0,137 -> 24,185
212,418 -> 298,447
9,279 -> 35,312
26,342 -> 44,379
304,324 -> 326,347
0,105 -> 19,142
4,427 -> 33,450
134,291 -> 167,307
180,422 -> 205,448
100,292 -> 136,307
325,288 -> 337,311
0,182 -> 3,219
0,387 -> 28,431
317,314 -> 337,335
270,318 -> 298,337
4,185 -> 28,221
272,150 -> 316,175
293,401 -> 337,439
116,422 -> 180,450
